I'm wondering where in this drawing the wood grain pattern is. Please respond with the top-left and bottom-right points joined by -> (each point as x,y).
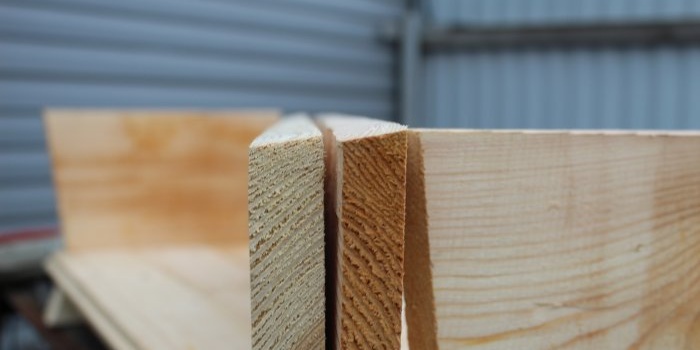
404,131 -> 437,350
405,130 -> 700,349
43,110 -> 274,349
47,246 -> 252,350
248,116 -> 326,350
319,115 -> 408,350
44,109 -> 277,251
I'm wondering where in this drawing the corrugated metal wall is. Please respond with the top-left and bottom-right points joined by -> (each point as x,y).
0,0 -> 401,233
423,0 -> 700,129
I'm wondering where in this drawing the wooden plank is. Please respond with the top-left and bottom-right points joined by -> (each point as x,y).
405,130 -> 700,349
42,109 -> 271,349
318,114 -> 407,350
44,288 -> 84,327
44,109 -> 277,251
248,116 -> 326,349
46,246 -> 252,350
46,255 -> 138,350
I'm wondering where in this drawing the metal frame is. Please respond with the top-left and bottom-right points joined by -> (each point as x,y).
398,9 -> 421,126
425,21 -> 700,50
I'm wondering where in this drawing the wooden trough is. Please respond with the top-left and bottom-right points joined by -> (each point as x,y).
43,109 -> 277,350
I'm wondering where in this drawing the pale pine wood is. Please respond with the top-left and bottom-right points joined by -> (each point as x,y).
47,246 -> 252,350
405,130 -> 700,350
43,110 -> 276,349
248,116 -> 326,349
44,109 -> 277,251
44,288 -> 84,327
46,255 -> 142,350
318,114 -> 408,350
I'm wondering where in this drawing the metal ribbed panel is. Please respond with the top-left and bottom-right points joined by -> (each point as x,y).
424,0 -> 700,129
0,0 -> 401,233
432,0 -> 700,24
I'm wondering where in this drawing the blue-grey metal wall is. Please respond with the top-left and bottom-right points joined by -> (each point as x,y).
0,0 -> 401,233
423,0 -> 700,129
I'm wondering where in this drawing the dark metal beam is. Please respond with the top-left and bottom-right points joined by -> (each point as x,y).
399,11 -> 421,126
424,21 -> 700,51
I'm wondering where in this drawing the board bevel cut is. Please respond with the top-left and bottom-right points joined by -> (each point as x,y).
318,114 -> 408,350
405,129 -> 700,349
248,115 -> 326,350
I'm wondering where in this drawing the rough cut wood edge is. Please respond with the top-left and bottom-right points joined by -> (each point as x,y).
248,115 -> 326,350
317,114 -> 408,350
404,129 -> 700,349
43,109 -> 277,251
46,254 -> 138,350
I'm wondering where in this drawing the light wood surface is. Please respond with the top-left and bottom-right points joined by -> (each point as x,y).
44,288 -> 84,327
47,246 -> 252,350
43,110 -> 275,349
44,109 -> 277,251
248,116 -> 326,349
405,130 -> 700,349
319,114 -> 408,350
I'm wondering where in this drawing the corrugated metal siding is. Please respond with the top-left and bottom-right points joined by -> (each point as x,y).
0,0 -> 401,233
423,0 -> 700,129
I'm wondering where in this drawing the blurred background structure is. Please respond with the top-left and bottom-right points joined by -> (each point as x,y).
411,0 -> 700,129
2,0 -> 700,265
0,0 -> 400,236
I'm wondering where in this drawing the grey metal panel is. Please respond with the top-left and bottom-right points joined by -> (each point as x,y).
0,187 -> 55,217
0,116 -> 45,149
0,152 -> 51,185
433,0 -> 700,24
0,81 -> 391,116
425,46 -> 700,129
0,0 -> 401,233
2,0 -> 389,39
0,42 -> 390,92
423,0 -> 700,129
0,4 -> 391,68
0,185 -> 56,231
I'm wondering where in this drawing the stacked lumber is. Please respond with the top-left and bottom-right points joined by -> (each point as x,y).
43,111 -> 700,350
246,114 -> 409,350
43,109 -> 277,350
